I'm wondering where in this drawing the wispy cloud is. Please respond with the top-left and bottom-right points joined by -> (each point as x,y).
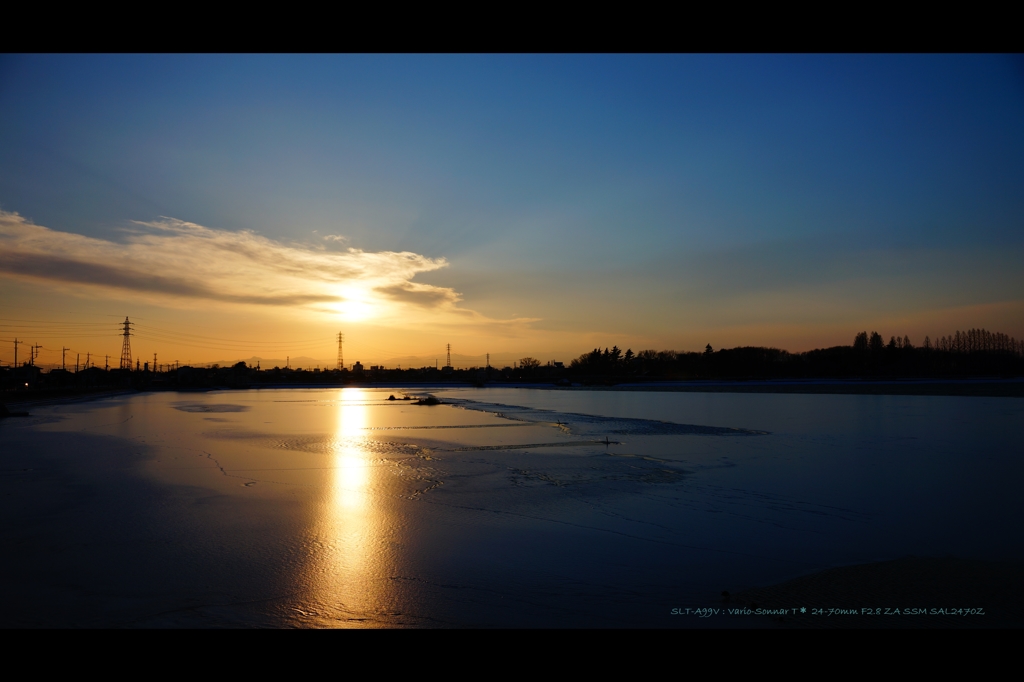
375,282 -> 462,307
0,212 -> 532,327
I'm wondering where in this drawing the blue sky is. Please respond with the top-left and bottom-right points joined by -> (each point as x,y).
1,55 -> 1022,365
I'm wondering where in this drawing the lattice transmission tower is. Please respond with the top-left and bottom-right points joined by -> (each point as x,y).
119,317 -> 134,370
337,332 -> 344,370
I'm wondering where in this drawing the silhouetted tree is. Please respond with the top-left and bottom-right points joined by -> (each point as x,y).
853,332 -> 868,351
519,357 -> 541,370
869,332 -> 884,352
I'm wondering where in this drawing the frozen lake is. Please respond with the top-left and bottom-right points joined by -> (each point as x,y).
1,387 -> 1022,627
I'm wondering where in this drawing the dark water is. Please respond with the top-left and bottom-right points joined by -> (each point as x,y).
1,387 -> 1021,627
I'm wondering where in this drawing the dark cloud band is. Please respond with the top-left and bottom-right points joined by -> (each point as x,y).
0,251 -> 339,306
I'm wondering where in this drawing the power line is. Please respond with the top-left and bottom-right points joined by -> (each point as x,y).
132,331 -> 329,352
0,320 -> 116,326
132,323 -> 329,346
133,334 -> 322,350
4,318 -> 332,352
0,316 -> 410,367
0,332 -> 115,338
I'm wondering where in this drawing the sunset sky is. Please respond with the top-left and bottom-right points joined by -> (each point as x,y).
2,54 -> 1023,369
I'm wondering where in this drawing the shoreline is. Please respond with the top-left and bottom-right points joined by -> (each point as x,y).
584,379 -> 1024,397
4,378 -> 1024,410
1,388 -> 140,411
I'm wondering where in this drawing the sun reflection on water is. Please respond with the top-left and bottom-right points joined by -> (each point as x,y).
307,387 -> 390,625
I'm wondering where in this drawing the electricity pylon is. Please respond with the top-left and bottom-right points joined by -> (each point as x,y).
337,332 -> 344,370
119,317 -> 134,370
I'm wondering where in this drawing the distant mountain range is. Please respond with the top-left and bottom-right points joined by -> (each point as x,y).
201,356 -> 325,370
199,352 -> 571,371
340,352 -> 569,370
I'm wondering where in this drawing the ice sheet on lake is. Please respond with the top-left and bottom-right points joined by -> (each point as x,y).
203,429 -> 425,456
445,398 -> 769,437
173,402 -> 251,413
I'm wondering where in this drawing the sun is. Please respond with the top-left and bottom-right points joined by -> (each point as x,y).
332,287 -> 375,321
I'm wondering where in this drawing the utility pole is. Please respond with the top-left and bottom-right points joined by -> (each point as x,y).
30,343 -> 41,366
13,339 -> 19,367
120,317 -> 134,370
86,352 -> 90,369
62,347 -> 69,371
486,353 -> 490,370
337,332 -> 344,370
154,352 -> 157,372
105,355 -> 109,371
76,353 -> 80,373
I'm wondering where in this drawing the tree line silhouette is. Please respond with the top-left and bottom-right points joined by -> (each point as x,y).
5,327 -> 1022,397
567,328 -> 1024,382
